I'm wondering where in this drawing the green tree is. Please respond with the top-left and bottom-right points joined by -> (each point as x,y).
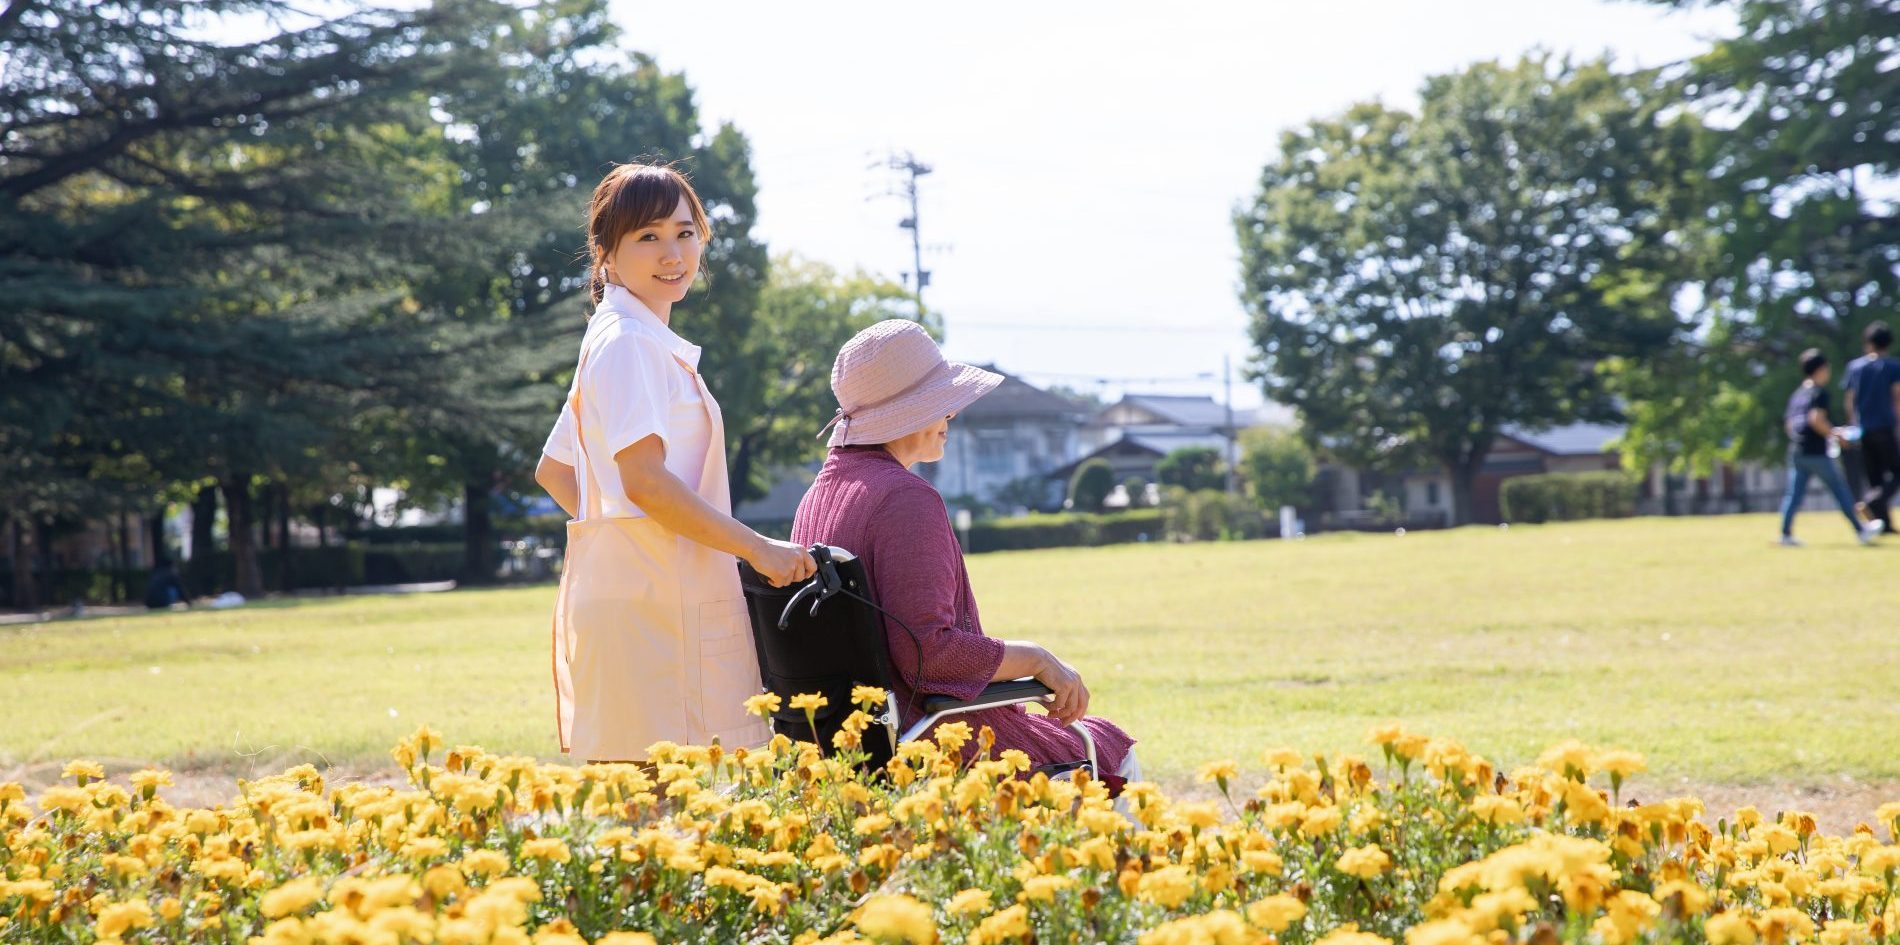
1239,427 -> 1315,511
1067,459 -> 1114,513
0,0 -> 523,596
1237,55 -> 1700,525
723,257 -> 914,502
1155,446 -> 1224,493
1615,0 -> 1900,472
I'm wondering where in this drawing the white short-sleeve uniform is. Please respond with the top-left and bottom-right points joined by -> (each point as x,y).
542,299 -> 711,514
544,284 -> 768,760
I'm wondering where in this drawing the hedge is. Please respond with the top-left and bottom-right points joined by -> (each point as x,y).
963,510 -> 1164,553
1499,470 -> 1640,524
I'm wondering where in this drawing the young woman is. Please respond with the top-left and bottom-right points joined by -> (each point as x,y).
791,319 -> 1139,785
535,163 -> 814,762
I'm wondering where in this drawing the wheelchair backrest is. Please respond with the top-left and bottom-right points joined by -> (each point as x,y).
737,547 -> 897,747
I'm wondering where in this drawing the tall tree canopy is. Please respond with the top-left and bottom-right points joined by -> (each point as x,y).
1613,0 -> 1900,473
1237,55 -> 1701,524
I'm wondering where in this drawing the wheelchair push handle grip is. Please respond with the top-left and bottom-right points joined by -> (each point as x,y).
775,544 -> 854,630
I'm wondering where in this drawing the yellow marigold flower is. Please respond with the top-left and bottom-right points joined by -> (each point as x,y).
1137,864 -> 1195,908
1299,805 -> 1342,838
531,930 -> 586,945
260,877 -> 326,919
1241,849 -> 1284,876
970,904 -> 1029,945
851,686 -> 888,709
745,693 -> 782,718
1316,929 -> 1392,945
422,865 -> 466,899
1875,802 -> 1900,828
401,836 -> 448,861
62,759 -> 105,784
1470,795 -> 1525,825
461,849 -> 510,877
129,768 -> 172,792
1198,760 -> 1239,785
1139,910 -> 1251,945
96,899 -> 155,938
1262,747 -> 1303,770
1706,913 -> 1758,945
521,838 -> 571,863
1177,801 -> 1221,830
1367,723 -> 1403,746
856,893 -> 936,945
597,935 -> 659,945
1595,749 -> 1645,779
1653,879 -> 1711,915
1349,805 -> 1385,834
933,721 -> 973,753
789,692 -> 828,713
1820,919 -> 1873,945
1406,918 -> 1483,945
1245,893 -> 1306,932
1392,732 -> 1430,762
1336,844 -> 1392,879
1018,875 -> 1074,902
1537,739 -> 1597,779
947,889 -> 993,915
157,897 -> 182,921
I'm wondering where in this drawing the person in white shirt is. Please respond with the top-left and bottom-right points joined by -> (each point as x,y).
534,163 -> 812,763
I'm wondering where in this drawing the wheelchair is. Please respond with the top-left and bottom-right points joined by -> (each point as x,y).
737,545 -> 1097,776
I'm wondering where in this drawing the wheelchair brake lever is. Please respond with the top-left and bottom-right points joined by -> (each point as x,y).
776,544 -> 843,630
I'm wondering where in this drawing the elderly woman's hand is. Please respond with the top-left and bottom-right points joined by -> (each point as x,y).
1033,647 -> 1090,728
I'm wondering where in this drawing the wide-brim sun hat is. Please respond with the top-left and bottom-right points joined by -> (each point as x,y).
818,319 -> 1003,447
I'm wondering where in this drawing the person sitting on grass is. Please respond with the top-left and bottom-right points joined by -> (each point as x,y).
1779,348 -> 1884,547
790,319 -> 1139,789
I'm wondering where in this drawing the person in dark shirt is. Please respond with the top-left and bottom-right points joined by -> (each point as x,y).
143,558 -> 190,609
1780,349 -> 1884,546
1842,320 -> 1900,533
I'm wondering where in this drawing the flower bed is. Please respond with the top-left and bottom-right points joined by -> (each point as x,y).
3,693 -> 1897,944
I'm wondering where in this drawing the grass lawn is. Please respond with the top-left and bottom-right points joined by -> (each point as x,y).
3,512 -> 1896,789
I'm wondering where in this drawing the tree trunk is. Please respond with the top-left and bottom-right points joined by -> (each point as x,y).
10,517 -> 37,611
728,435 -> 758,510
35,519 -> 55,608
462,478 -> 495,586
1448,463 -> 1479,527
274,482 -> 293,592
188,486 -> 218,594
147,513 -> 167,565
222,476 -> 264,599
111,506 -> 130,603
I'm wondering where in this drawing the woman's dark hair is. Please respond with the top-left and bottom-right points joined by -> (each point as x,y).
584,162 -> 712,308
1866,321 -> 1893,351
1800,348 -> 1828,377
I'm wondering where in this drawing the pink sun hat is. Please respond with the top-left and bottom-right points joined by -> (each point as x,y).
818,319 -> 1003,447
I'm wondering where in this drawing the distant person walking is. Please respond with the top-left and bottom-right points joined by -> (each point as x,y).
1780,349 -> 1884,546
1842,320 -> 1900,534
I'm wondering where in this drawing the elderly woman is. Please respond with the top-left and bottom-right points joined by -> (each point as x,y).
790,320 -> 1137,784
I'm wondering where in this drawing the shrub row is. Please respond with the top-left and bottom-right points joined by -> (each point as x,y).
964,510 -> 1165,553
1500,471 -> 1640,524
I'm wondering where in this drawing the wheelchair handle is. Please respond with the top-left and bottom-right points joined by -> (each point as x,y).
776,545 -> 856,630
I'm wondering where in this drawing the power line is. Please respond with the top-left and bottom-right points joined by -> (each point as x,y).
948,319 -> 1240,335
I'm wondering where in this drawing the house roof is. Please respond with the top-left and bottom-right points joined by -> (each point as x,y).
957,365 -> 1090,419
1114,394 -> 1232,427
1045,430 -> 1232,480
1497,422 -> 1625,456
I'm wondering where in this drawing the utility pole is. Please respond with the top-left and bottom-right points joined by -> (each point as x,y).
1224,353 -> 1239,496
876,151 -> 933,309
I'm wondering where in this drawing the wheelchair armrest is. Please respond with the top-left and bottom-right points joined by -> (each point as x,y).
920,677 -> 1053,715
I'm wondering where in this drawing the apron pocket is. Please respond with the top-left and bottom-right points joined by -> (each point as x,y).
696,599 -> 762,736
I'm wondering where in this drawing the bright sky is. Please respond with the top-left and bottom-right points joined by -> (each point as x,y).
606,0 -> 1735,409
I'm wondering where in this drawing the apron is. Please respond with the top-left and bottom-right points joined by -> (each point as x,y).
551,321 -> 770,760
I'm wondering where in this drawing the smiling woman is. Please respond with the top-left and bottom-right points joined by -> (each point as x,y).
528,163 -> 815,765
